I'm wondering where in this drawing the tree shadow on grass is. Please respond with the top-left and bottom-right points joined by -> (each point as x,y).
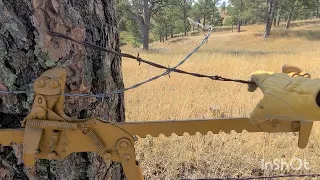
169,38 -> 189,43
271,29 -> 320,41
198,49 -> 294,56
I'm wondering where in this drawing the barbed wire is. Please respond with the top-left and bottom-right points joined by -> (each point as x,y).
191,173 -> 320,180
0,18 -> 252,98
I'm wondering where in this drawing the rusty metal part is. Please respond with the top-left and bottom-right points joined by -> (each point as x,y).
0,68 -> 316,180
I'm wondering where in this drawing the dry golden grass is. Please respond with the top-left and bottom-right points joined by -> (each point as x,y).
121,23 -> 320,179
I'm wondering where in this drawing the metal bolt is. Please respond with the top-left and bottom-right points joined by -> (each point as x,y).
292,121 -> 300,129
103,153 -> 112,160
35,108 -> 46,119
35,80 -> 45,88
120,142 -> 128,149
38,97 -> 43,104
48,151 -> 57,159
49,80 -> 59,89
123,154 -> 131,161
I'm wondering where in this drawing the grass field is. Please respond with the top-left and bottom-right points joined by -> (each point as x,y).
121,22 -> 320,179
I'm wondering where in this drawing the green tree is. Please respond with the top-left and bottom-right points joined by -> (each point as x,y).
227,0 -> 248,32
228,0 -> 267,32
117,0 -> 171,50
281,0 -> 313,30
314,0 -> 320,18
177,0 -> 194,35
191,0 -> 219,27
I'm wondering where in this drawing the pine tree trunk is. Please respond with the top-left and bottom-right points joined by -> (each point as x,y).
170,27 -> 173,38
183,4 -> 188,36
165,25 -> 168,40
159,31 -> 163,42
142,24 -> 150,50
211,11 -> 215,25
142,0 -> 150,50
264,0 -> 277,39
0,0 -> 125,179
285,7 -> 294,30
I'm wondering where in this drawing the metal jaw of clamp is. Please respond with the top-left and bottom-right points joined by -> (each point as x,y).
21,68 -> 143,179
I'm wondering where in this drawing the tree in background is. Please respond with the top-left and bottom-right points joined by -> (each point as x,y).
264,0 -> 279,38
191,0 -> 221,27
177,0 -> 194,36
227,0 -> 250,32
153,6 -> 176,41
117,0 -> 170,50
280,0 -> 313,30
116,0 -> 320,48
221,1 -> 227,15
314,0 -> 320,18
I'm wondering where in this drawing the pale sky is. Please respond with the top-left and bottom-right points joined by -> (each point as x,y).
218,0 -> 229,6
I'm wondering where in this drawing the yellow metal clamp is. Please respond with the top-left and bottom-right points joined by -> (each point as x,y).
0,68 -> 315,180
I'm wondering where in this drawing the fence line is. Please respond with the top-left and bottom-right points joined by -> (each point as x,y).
0,18 -> 252,98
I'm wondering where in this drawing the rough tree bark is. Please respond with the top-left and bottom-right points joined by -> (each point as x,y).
0,0 -> 125,179
264,0 -> 278,39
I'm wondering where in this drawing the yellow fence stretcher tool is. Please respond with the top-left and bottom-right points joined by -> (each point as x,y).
0,65 -> 319,179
